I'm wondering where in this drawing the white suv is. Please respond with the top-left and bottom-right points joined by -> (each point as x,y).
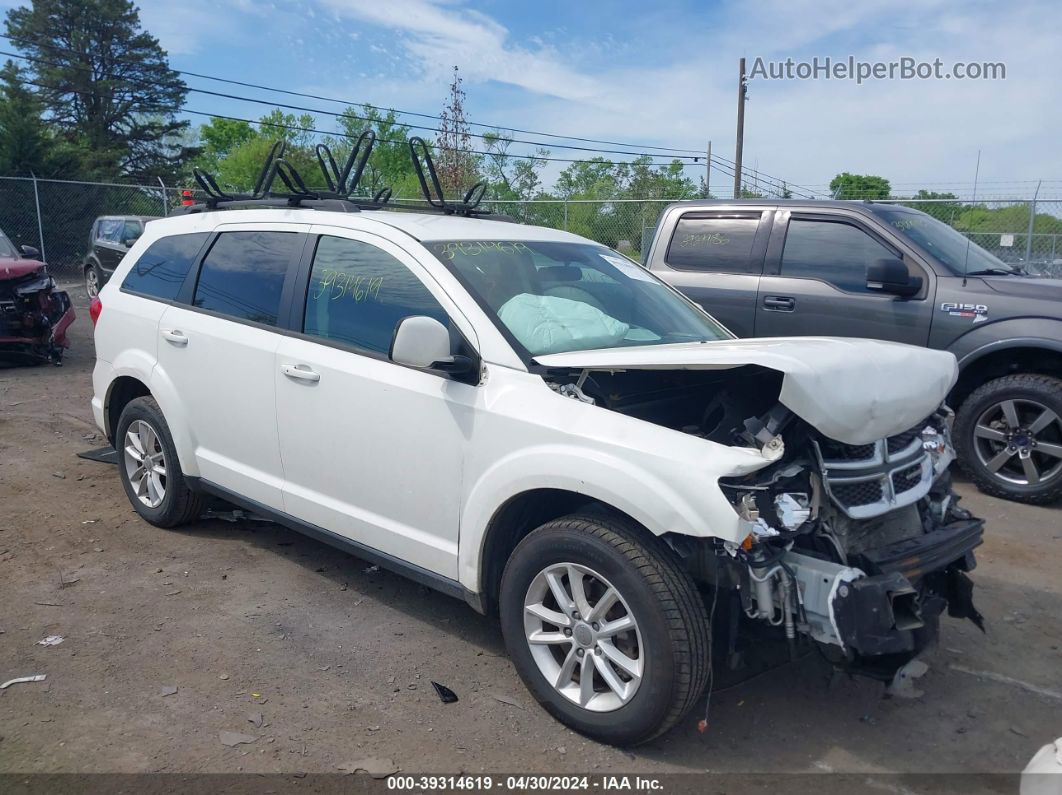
90,204 -> 984,745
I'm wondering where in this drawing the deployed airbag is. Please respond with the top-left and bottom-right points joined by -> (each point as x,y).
499,293 -> 630,355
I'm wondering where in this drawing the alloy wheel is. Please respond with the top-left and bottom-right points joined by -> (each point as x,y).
973,398 -> 1062,487
85,267 -> 99,298
523,563 -> 643,712
123,420 -> 168,508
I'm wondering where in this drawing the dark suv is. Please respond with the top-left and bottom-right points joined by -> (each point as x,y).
83,215 -> 154,297
644,200 -> 1062,504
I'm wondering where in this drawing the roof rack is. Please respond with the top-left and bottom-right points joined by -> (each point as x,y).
408,136 -> 487,216
177,133 -> 507,221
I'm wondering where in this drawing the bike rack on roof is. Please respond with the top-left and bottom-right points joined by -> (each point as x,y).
192,140 -> 289,206
178,133 -> 507,220
408,136 -> 487,216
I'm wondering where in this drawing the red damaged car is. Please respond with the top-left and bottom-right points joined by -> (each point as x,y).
0,229 -> 74,365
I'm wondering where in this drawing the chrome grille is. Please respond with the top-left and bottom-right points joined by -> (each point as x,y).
815,423 -> 933,519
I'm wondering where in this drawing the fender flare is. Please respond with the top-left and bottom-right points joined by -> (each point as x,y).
955,334 -> 1062,371
457,445 -> 745,592
103,353 -> 200,477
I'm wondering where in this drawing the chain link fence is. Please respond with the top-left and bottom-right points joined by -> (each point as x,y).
2,176 -> 1060,277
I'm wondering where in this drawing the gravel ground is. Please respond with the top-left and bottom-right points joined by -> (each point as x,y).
1,285 -> 1059,779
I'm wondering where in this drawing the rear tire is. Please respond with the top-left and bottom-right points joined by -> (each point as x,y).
499,513 -> 709,746
955,374 -> 1062,504
84,262 -> 101,298
115,396 -> 204,527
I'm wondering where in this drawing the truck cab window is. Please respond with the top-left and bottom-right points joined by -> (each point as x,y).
665,215 -> 761,273
781,219 -> 900,293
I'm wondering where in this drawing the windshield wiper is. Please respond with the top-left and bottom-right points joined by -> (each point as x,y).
966,267 -> 1024,276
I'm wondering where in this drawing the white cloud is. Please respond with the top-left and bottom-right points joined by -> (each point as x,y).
318,0 -> 602,101
138,0 -> 1062,193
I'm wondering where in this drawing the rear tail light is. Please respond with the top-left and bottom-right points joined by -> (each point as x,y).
181,189 -> 194,207
89,296 -> 102,327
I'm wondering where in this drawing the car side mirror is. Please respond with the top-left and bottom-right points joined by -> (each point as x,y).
866,257 -> 922,297
123,238 -> 138,247
19,245 -> 39,258
390,316 -> 476,378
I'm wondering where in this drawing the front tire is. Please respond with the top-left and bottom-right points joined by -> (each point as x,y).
116,396 -> 203,527
955,374 -> 1062,504
499,514 -> 709,746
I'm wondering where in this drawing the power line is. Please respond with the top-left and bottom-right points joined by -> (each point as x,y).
2,33 -> 820,191
0,32 -> 705,158
1,46 -> 707,162
11,73 -> 708,170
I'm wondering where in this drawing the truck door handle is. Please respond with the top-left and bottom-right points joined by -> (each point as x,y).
762,296 -> 796,311
281,364 -> 321,383
161,329 -> 188,346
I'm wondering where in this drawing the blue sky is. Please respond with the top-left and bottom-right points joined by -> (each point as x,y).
74,1 -> 1062,195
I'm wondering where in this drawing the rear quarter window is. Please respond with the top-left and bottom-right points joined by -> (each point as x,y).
665,214 -> 761,273
120,233 -> 209,301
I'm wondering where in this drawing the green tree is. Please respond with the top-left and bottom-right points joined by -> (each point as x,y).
328,105 -> 419,197
0,60 -> 78,176
897,190 -> 965,223
207,111 -> 317,192
481,131 -> 548,201
5,0 -> 190,179
829,172 -> 891,200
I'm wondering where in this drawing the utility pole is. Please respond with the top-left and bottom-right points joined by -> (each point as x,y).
705,140 -> 712,198
733,57 -> 747,199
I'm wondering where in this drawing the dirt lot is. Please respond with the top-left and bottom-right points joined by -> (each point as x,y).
1,285 -> 1060,781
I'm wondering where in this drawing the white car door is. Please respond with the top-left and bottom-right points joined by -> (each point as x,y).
274,228 -> 478,579
155,224 -> 308,510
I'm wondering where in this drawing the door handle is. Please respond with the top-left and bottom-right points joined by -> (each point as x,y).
762,295 -> 796,311
161,328 -> 188,346
281,364 -> 321,383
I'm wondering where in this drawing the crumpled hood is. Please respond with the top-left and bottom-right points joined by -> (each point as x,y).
534,337 -> 958,445
0,257 -> 45,280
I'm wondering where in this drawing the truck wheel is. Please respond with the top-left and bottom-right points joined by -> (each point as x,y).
499,513 -> 709,746
955,374 -> 1062,504
116,396 -> 204,527
85,263 -> 101,298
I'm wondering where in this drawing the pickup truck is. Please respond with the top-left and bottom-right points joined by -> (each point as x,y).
643,200 -> 1062,504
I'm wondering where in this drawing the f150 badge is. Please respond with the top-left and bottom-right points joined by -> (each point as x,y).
940,302 -> 989,322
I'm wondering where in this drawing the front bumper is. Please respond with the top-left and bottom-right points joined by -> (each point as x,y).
785,517 -> 984,663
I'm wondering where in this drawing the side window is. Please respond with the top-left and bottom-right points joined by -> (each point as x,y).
665,214 -> 761,273
97,219 -> 122,243
193,231 -> 301,326
781,219 -> 899,293
303,235 -> 449,355
121,233 -> 208,301
122,220 -> 142,244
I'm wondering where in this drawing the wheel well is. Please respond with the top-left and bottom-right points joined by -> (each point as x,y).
106,376 -> 150,444
953,347 -> 1062,408
477,489 -> 641,614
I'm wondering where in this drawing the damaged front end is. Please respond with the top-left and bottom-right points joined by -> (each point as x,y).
0,263 -> 75,365
713,406 -> 984,678
541,358 -> 984,681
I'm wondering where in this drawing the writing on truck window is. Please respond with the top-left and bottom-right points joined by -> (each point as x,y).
677,232 -> 730,248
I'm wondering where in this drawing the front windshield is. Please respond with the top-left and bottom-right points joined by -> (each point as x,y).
426,240 -> 732,356
0,231 -> 18,258
875,208 -> 1022,276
